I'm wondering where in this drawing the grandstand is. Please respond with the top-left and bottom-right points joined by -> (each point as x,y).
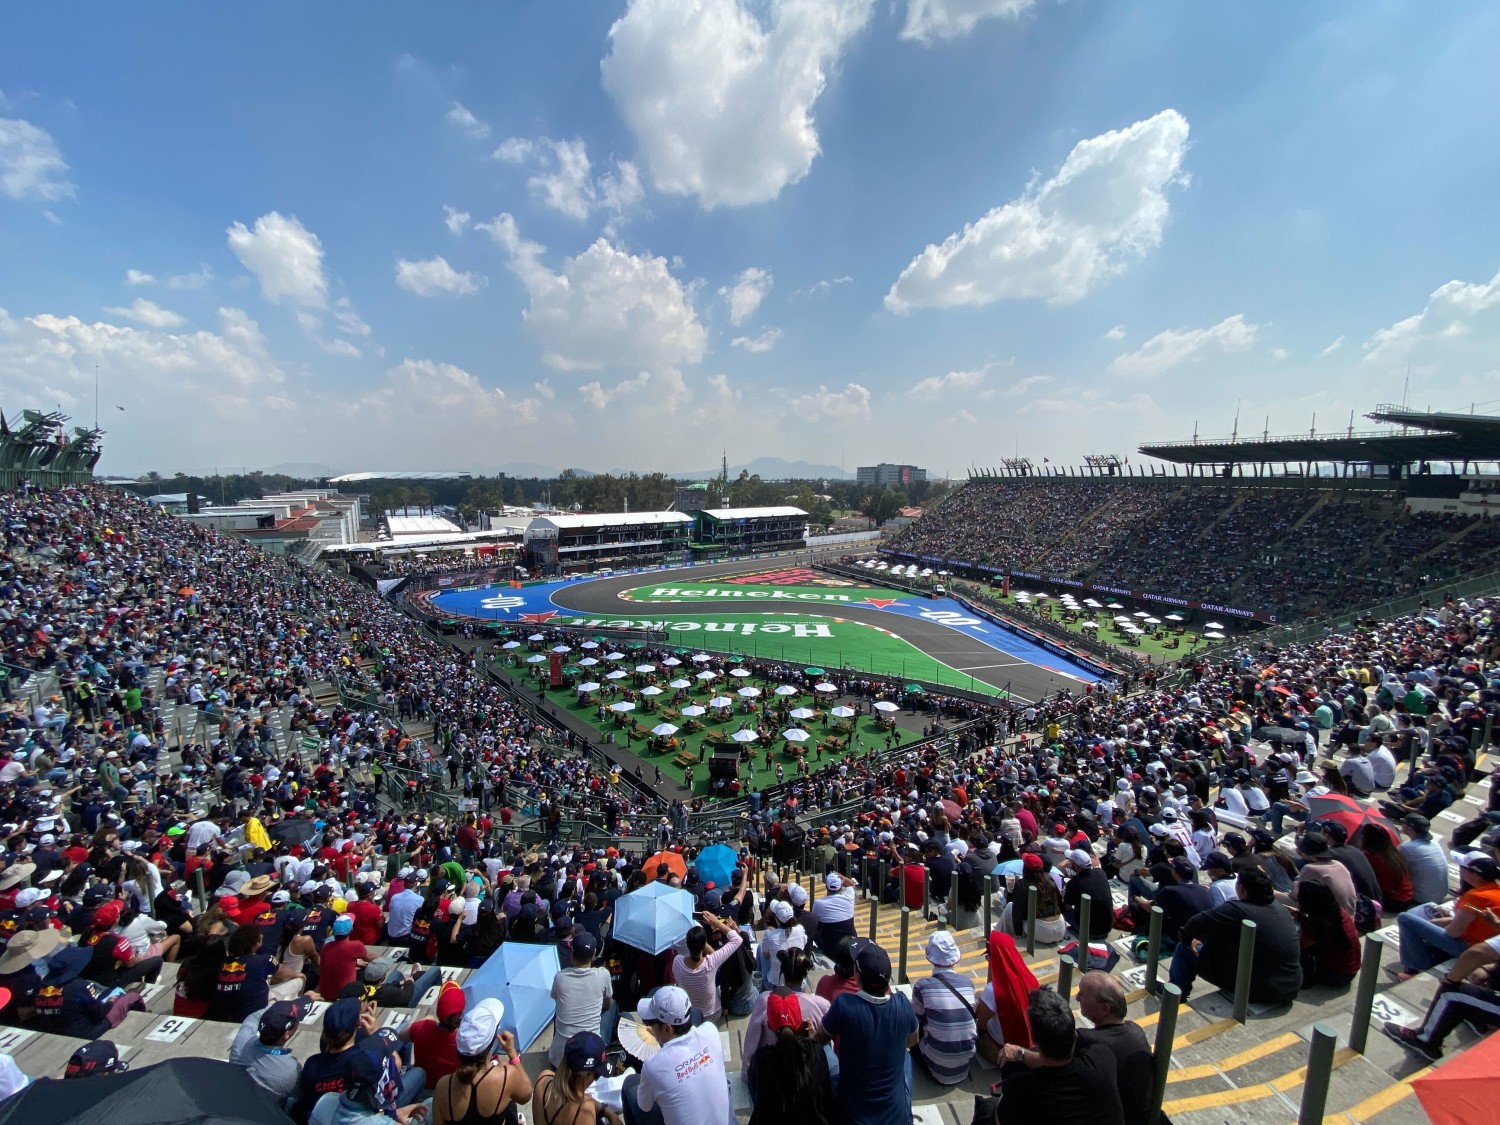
0,409 -> 102,489
523,510 -> 694,575
690,505 -> 808,557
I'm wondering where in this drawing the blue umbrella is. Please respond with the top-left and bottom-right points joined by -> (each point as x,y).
696,843 -> 739,888
611,882 -> 698,954
992,859 -> 1024,878
463,941 -> 560,1051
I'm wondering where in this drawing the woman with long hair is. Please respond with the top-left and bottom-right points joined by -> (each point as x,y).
533,1032 -> 622,1125
434,1000 -> 533,1125
1356,824 -> 1414,912
1000,854 -> 1065,945
1295,879 -> 1361,989
741,947 -> 827,1082
744,990 -> 834,1125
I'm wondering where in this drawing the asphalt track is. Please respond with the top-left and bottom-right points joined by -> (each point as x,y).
545,556 -> 1084,703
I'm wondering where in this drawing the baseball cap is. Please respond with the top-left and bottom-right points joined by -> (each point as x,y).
332,914 -> 354,936
324,997 -> 362,1036
1298,831 -> 1331,857
1222,832 -> 1248,851
563,1030 -> 607,1072
1402,813 -> 1431,834
13,888 -> 46,909
1457,852 -> 1500,880
1169,857 -> 1197,881
825,872 -> 842,892
786,883 -> 808,908
1205,851 -> 1233,872
571,932 -> 598,959
1065,849 -> 1093,868
1248,827 -> 1275,847
765,991 -> 804,1033
855,942 -> 893,989
270,890 -> 291,906
436,982 -> 467,1021
769,900 -> 794,924
637,985 -> 692,1028
1022,852 -> 1044,871
260,995 -> 314,1038
65,1040 -> 127,1078
455,998 -> 506,1055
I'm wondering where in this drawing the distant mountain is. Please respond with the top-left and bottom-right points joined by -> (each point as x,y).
494,461 -> 563,478
265,462 -> 336,478
675,457 -> 851,481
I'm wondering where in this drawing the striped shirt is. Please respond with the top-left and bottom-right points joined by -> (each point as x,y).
910,970 -> 977,1084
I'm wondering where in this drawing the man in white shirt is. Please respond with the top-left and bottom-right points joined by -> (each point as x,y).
186,815 -> 223,850
1368,739 -> 1398,790
624,985 -> 732,1125
811,872 -> 857,955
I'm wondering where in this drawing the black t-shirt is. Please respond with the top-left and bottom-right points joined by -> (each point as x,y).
926,853 -> 956,900
1155,883 -> 1212,939
1064,869 -> 1115,939
210,951 -> 275,1022
299,904 -> 336,947
1078,1023 -> 1154,1125
998,1041 -> 1126,1125
294,1049 -> 363,1124
30,978 -> 112,1040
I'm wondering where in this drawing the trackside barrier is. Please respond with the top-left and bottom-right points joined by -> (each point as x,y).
1150,982 -> 1182,1125
1299,1024 -> 1339,1125
1348,933 -> 1386,1053
1145,906 -> 1164,995
1232,918 -> 1258,1023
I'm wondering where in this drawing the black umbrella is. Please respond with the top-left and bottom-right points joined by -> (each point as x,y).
266,818 -> 318,846
0,1057 -> 291,1125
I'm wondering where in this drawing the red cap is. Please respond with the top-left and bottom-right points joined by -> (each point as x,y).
1022,853 -> 1044,872
766,991 -> 803,1033
436,981 -> 466,1020
91,900 -> 123,929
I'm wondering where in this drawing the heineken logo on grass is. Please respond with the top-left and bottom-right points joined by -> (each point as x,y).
644,586 -> 853,603
569,616 -> 833,637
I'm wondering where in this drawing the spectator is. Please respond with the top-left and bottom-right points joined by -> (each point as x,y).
535,1031 -> 623,1125
230,996 -> 314,1101
318,915 -> 370,1001
624,986 -> 732,1125
1062,848 -> 1113,940
1295,880 -> 1361,989
399,981 -> 467,1091
547,932 -> 617,1067
433,999 -> 531,1125
742,948 -> 826,1083
1076,972 -> 1154,1125
1394,853 -> 1500,979
1357,824 -> 1414,913
997,988 -> 1125,1125
818,943 -> 918,1125
758,899 -> 807,988
671,911 -> 742,1024
1398,814 -> 1450,907
1383,940 -> 1500,1061
744,991 -> 835,1125
1171,867 -> 1301,1005
909,931 -> 977,1085
809,872 -> 857,955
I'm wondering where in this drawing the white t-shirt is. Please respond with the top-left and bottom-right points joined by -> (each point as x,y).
636,1022 -> 733,1125
759,924 -> 806,986
811,886 -> 856,925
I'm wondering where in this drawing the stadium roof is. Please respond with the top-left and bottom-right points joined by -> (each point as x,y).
1139,405 -> 1500,466
696,506 -> 808,519
327,470 -> 474,482
528,511 -> 694,531
387,514 -> 463,536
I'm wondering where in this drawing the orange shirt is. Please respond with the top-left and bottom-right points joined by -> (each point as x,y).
1457,883 -> 1500,945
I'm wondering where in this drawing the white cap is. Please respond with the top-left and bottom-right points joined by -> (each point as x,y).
787,883 -> 807,907
769,900 -> 794,924
925,930 -> 961,967
825,872 -> 842,891
1066,849 -> 1094,869
636,985 -> 692,1027
454,997 -> 506,1055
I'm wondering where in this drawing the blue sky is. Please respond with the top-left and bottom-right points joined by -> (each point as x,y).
3,1 -> 1499,477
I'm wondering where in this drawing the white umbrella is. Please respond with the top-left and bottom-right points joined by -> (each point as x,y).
1143,617 -> 1161,625
641,686 -> 664,697
1080,622 -> 1100,630
581,641 -> 600,650
831,706 -> 856,718
782,728 -> 811,742
606,652 -> 625,661
709,696 -> 733,708
650,723 -> 679,737
920,568 -> 933,576
526,654 -> 547,664
873,700 -> 899,713
1083,598 -> 1101,607
1114,616 -> 1132,623
691,653 -> 713,663
668,678 -> 692,689
606,669 -> 628,680
789,707 -> 815,719
1164,613 -> 1183,621
579,657 -> 600,667
876,562 -> 888,570
738,686 -> 761,698
729,668 -> 752,678
1034,592 -> 1049,599
1123,625 -> 1142,634
610,701 -> 636,713
937,570 -> 949,577
528,633 -> 546,642
696,670 -> 718,681
635,664 -> 656,674
732,729 -> 759,743
1204,621 -> 1225,630
661,657 -> 681,667
814,682 -> 837,693
1107,602 -> 1124,610
1133,611 -> 1149,618
501,641 -> 521,650
551,644 -> 571,654
681,705 -> 707,717
774,685 -> 798,696
577,681 -> 602,692
1204,630 -> 1226,640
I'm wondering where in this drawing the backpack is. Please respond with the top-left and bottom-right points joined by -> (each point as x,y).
956,859 -> 985,911
778,821 -> 806,849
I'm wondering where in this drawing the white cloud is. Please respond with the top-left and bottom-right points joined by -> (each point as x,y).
226,212 -> 329,307
601,0 -> 874,209
125,269 -> 156,286
797,275 -> 853,298
1271,347 -> 1290,361
1108,314 -> 1259,377
885,109 -> 1190,311
443,206 -> 471,235
786,381 -> 871,423
731,328 -> 782,352
479,212 -> 706,373
578,370 -> 692,416
164,265 -> 214,291
102,297 -> 186,329
395,255 -> 486,297
1103,324 -> 1126,340
1321,335 -> 1345,356
907,367 -> 986,399
445,101 -> 491,139
900,0 -> 1035,44
0,116 -> 74,202
332,298 -> 370,337
1005,373 -> 1052,397
1363,264 -> 1500,367
320,336 -> 362,359
494,136 -> 643,223
353,359 -> 544,428
720,267 -> 773,326
953,408 -> 978,424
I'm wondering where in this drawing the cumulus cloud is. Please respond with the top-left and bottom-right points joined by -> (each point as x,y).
907,367 -> 986,399
900,0 -> 1035,44
125,269 -> 156,286
478,212 -> 705,373
731,328 -> 782,353
0,116 -> 74,202
226,212 -> 329,307
797,275 -> 853,298
1271,347 -> 1290,361
494,135 -> 643,224
1103,324 -> 1126,340
601,0 -> 873,209
443,206 -> 471,235
102,297 -> 186,329
127,265 -> 215,291
445,101 -> 491,139
1108,314 -> 1259,377
1363,263 -> 1500,367
720,267 -> 772,326
355,358 -> 536,422
578,369 -> 691,414
395,255 -> 486,297
885,109 -> 1190,311
786,381 -> 871,423
1321,335 -> 1345,356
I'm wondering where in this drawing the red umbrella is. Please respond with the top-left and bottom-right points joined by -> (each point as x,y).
1304,793 -> 1398,846
939,799 -> 962,822
1414,1026 -> 1500,1125
643,850 -> 687,880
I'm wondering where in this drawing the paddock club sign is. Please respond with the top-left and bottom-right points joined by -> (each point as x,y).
886,553 -> 1275,623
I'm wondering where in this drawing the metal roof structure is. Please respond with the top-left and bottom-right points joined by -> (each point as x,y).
527,511 -> 695,531
1139,405 -> 1500,468
695,506 -> 808,520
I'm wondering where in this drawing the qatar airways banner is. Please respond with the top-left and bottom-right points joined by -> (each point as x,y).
882,552 -> 1275,623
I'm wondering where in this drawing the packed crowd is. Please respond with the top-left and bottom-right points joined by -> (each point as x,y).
890,479 -> 1500,616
